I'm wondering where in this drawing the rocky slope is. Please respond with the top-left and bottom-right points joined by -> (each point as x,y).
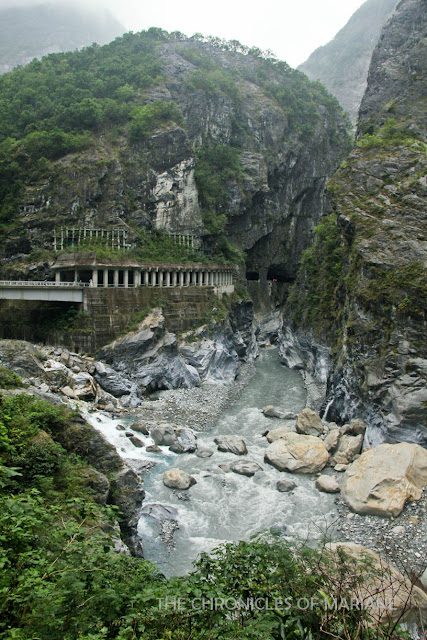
0,3 -> 124,74
0,31 -> 351,288
299,0 -> 397,127
283,0 -> 427,446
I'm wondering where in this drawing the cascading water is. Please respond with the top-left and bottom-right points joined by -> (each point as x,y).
87,348 -> 338,577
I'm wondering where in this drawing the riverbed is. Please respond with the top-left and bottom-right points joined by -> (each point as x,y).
88,348 -> 338,577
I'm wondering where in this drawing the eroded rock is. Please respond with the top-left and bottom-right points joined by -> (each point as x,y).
163,469 -> 196,490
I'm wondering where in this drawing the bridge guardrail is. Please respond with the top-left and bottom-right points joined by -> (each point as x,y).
0,281 -> 89,287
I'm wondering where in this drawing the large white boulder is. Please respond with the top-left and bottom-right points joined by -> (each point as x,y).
264,432 -> 329,474
341,442 -> 427,517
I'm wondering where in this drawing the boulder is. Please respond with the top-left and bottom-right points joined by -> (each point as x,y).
129,436 -> 144,448
295,408 -> 324,436
131,422 -> 149,435
324,428 -> 340,452
332,434 -> 363,465
196,449 -> 213,458
341,419 -> 367,436
116,424 -> 126,431
146,445 -> 162,453
163,469 -> 196,490
218,464 -> 230,473
230,460 -> 262,477
266,426 -> 293,442
61,385 -> 76,399
72,372 -> 97,400
150,424 -> 176,447
341,442 -> 427,517
276,479 -> 297,492
315,475 -> 340,493
214,435 -> 247,456
264,432 -> 329,474
175,427 -> 197,453
326,542 -> 427,624
263,406 -> 296,419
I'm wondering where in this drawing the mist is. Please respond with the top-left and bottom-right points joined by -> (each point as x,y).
0,0 -> 367,67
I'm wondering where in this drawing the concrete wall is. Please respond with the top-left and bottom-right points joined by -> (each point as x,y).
0,287 -> 219,354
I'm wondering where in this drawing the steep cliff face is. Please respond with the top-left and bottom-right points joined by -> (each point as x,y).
0,32 -> 351,287
285,0 -> 427,446
0,3 -> 124,74
299,0 -> 397,127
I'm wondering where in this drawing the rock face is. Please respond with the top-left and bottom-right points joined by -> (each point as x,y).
264,432 -> 329,473
0,31 -> 350,297
285,0 -> 427,447
95,307 -> 255,402
341,442 -> 427,516
299,0 -> 397,126
163,469 -> 196,490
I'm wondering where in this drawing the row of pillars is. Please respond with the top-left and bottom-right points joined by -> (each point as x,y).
56,269 -> 234,288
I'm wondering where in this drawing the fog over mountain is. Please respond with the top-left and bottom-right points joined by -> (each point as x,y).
0,2 -> 125,73
299,0 -> 397,125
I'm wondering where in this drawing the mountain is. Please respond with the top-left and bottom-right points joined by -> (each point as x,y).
0,3 -> 125,74
286,0 -> 427,445
298,0 -> 398,126
0,30 -> 351,286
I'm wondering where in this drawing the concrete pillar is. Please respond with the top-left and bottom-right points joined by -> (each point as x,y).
179,271 -> 184,287
74,269 -> 78,282
172,271 -> 177,286
114,269 -> 119,288
92,269 -> 98,287
55,271 -> 61,284
104,269 -> 109,287
165,271 -> 170,287
158,271 -> 163,287
144,271 -> 150,286
124,269 -> 129,288
185,271 -> 190,286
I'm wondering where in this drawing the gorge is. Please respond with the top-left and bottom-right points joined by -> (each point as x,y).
0,0 -> 426,637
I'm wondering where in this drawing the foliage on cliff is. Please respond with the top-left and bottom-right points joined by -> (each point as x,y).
0,27 -> 350,270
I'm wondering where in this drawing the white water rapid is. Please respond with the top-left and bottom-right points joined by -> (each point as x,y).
87,348 -> 337,577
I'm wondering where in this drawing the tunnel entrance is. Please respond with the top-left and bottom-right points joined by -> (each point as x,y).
267,265 -> 295,283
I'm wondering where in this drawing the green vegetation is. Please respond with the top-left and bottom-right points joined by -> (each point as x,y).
287,214 -> 344,335
128,101 -> 183,142
357,119 -> 425,150
0,366 -> 23,389
0,392 -> 412,639
195,144 -> 242,235
60,230 -> 209,263
0,29 -> 164,226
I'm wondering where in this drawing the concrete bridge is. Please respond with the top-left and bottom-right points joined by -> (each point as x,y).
0,281 -> 86,303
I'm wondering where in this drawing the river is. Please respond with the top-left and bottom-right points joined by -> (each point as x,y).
88,348 -> 337,577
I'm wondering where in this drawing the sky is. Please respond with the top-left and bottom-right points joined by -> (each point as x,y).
0,0 -> 368,68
